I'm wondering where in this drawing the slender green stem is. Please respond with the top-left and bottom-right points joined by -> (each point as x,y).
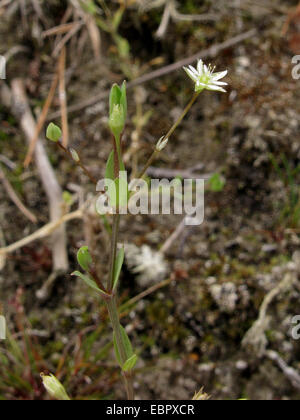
137,92 -> 200,180
106,200 -> 134,399
57,142 -> 98,185
136,150 -> 159,181
107,213 -> 120,292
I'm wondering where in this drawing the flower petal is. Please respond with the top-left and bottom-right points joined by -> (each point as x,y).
184,67 -> 199,82
213,81 -> 228,86
206,84 -> 226,92
188,65 -> 199,75
197,60 -> 204,75
212,70 -> 228,81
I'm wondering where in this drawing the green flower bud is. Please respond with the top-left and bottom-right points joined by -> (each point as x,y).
77,246 -> 92,271
41,373 -> 70,401
70,148 -> 80,162
108,82 -> 127,138
109,104 -> 126,139
156,136 -> 169,151
46,123 -> 62,142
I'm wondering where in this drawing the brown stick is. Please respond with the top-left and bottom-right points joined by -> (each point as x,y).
0,166 -> 37,224
42,22 -> 83,38
23,71 -> 59,167
58,47 -> 69,148
52,21 -> 83,58
0,207 -> 84,257
10,79 -> 69,272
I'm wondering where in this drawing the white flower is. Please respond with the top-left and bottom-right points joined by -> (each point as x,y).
184,60 -> 228,93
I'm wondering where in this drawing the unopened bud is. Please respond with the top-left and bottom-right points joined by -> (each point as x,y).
156,136 -> 169,151
70,148 -> 80,162
109,82 -> 127,139
41,373 -> 70,400
77,246 -> 92,272
46,123 -> 62,142
109,104 -> 126,138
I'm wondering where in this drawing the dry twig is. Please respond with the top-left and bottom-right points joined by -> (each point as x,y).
242,273 -> 297,357
10,79 -> 69,272
0,207 -> 84,259
42,22 -> 83,38
0,166 -> 37,223
24,71 -> 59,167
58,47 -> 69,148
52,21 -> 83,58
266,350 -> 300,391
156,0 -> 217,39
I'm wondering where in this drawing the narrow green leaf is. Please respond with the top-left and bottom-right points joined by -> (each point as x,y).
77,246 -> 92,271
46,123 -> 62,142
105,150 -> 115,181
113,334 -> 122,368
112,7 -> 124,31
95,16 -> 110,32
72,271 -> 109,297
113,247 -> 125,291
115,35 -> 130,58
122,354 -> 138,372
106,177 -> 129,210
113,325 -> 133,368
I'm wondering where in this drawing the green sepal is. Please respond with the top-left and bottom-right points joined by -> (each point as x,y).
120,81 -> 127,120
109,84 -> 122,117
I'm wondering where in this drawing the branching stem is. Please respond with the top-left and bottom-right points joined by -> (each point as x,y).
137,92 -> 200,180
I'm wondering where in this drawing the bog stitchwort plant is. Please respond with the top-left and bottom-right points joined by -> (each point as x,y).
43,59 -> 228,400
